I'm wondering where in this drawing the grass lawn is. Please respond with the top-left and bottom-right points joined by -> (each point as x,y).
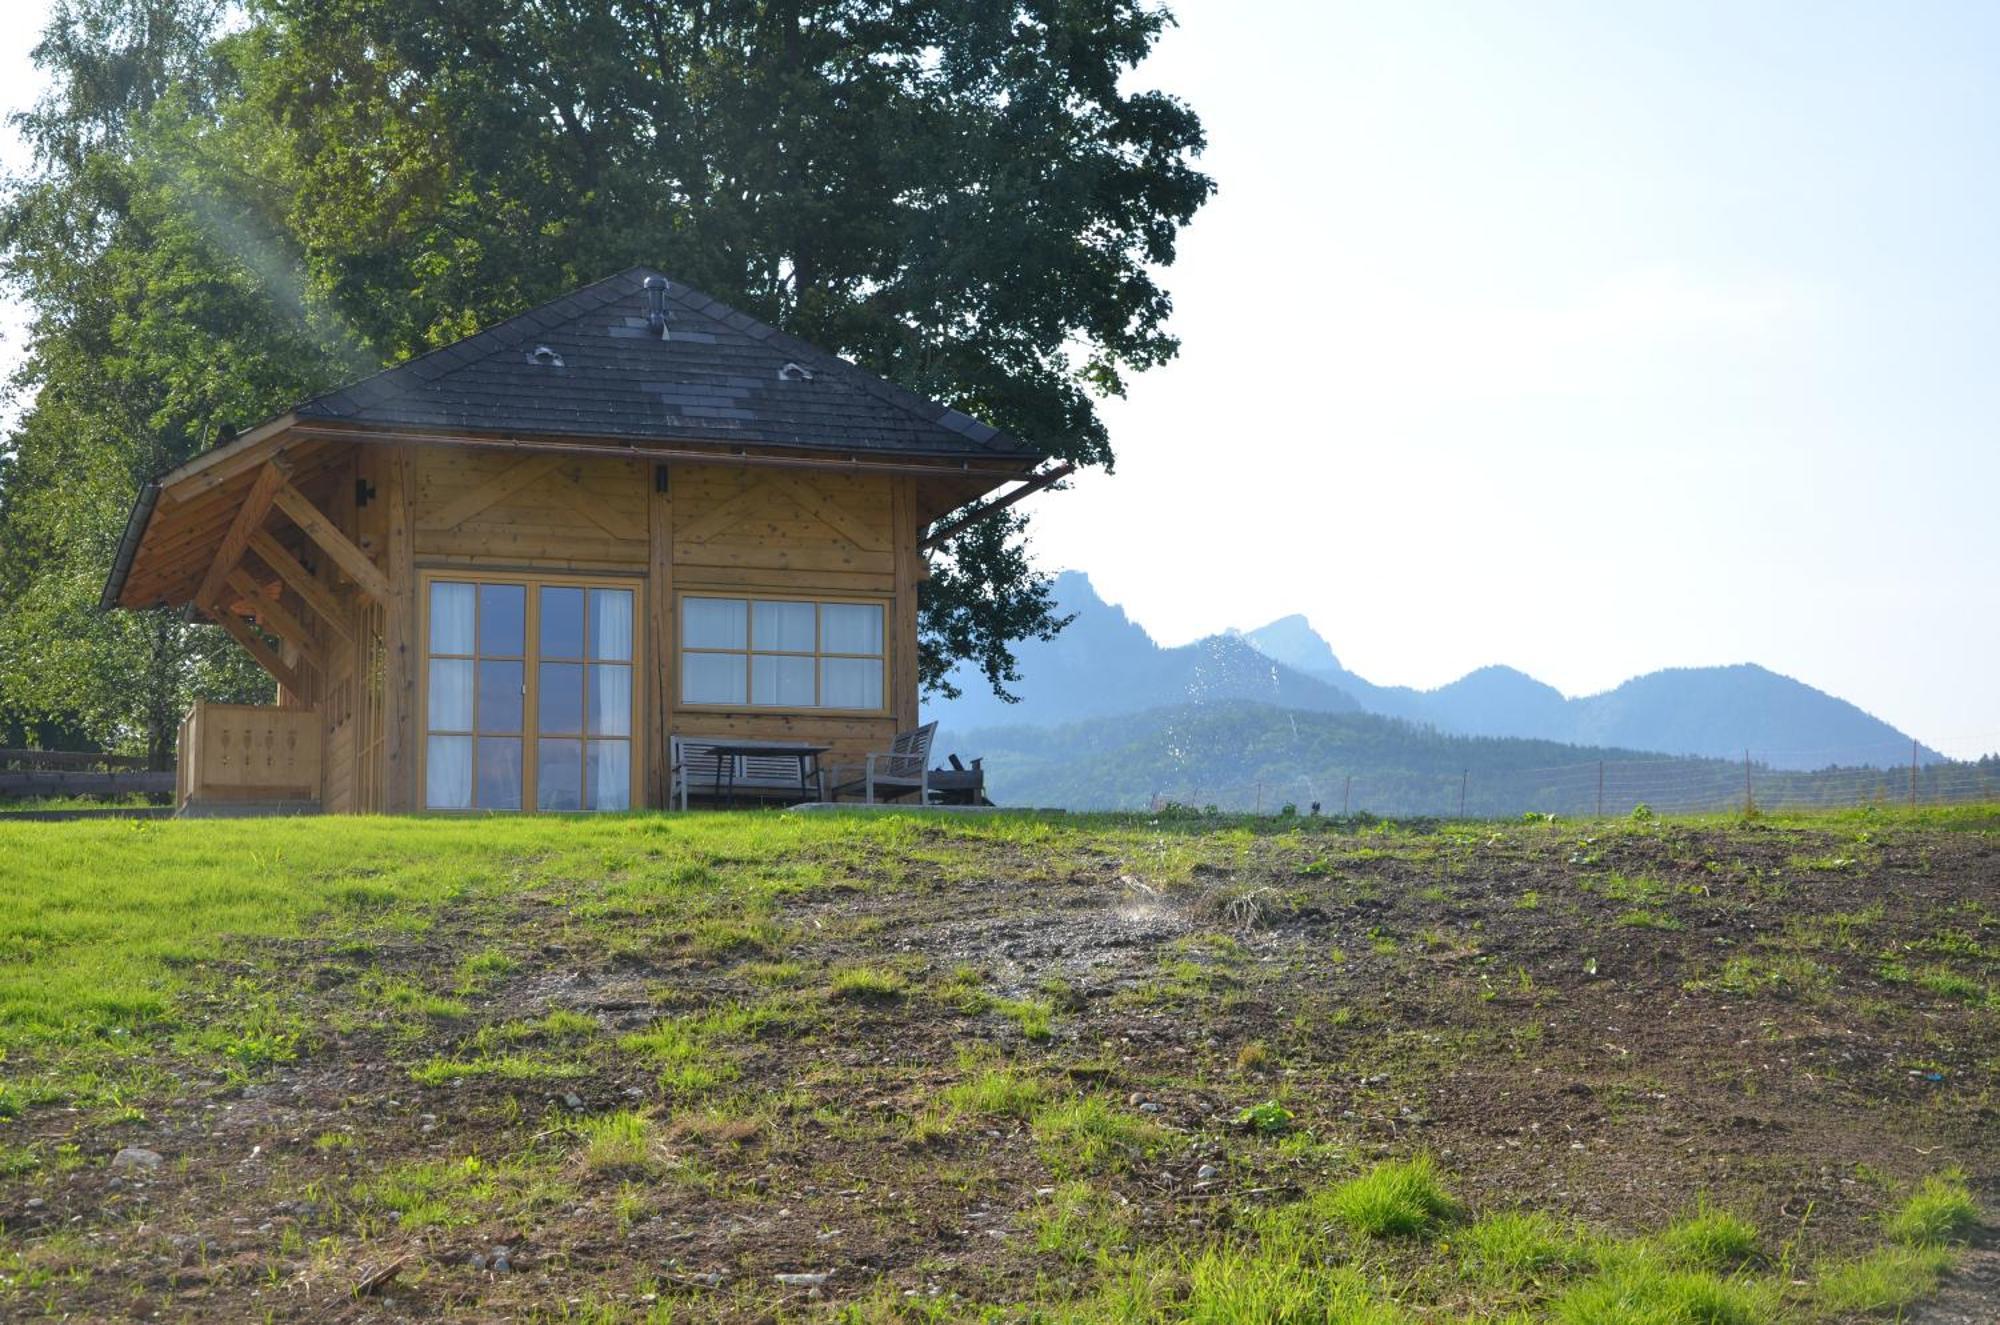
0,805 -> 1992,1321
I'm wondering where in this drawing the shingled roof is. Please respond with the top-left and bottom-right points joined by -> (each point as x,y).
292,267 -> 1035,459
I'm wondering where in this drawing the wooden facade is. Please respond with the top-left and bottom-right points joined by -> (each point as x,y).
104,269 -> 1055,812
111,434 -> 1022,812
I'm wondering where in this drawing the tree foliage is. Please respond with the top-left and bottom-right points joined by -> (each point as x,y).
0,0 -> 1211,753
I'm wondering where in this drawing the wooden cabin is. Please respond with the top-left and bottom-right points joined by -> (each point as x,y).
101,269 -> 1057,812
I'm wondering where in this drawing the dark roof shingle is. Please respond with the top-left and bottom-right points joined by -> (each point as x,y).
293,268 -> 1037,459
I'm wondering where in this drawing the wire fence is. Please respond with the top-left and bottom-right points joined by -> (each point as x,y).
1140,753 -> 2000,819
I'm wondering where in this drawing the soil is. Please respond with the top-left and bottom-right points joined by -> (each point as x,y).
2,816 -> 1995,1321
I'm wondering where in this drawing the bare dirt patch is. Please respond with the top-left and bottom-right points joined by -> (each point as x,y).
1,814 -> 1994,1321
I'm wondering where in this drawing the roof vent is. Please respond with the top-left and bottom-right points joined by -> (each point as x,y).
527,344 -> 565,367
777,361 -> 815,382
643,275 -> 670,339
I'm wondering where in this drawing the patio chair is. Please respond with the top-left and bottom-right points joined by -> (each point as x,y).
828,721 -> 937,804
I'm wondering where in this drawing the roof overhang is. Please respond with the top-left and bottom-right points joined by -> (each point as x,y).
102,417 -> 1054,612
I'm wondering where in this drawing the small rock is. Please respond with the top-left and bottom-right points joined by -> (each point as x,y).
111,1147 -> 163,1172
562,1093 -> 585,1111
774,1272 -> 831,1288
1196,1164 -> 1218,1181
1126,1093 -> 1145,1107
467,1252 -> 488,1270
24,1198 -> 45,1211
1138,1102 -> 1164,1114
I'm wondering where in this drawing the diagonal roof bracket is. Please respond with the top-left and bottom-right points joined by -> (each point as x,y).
919,462 -> 1076,552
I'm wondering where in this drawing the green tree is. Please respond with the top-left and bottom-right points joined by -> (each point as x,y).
0,0 -> 353,759
0,0 -> 1211,756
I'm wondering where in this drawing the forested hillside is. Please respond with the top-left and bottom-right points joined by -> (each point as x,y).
941,700 -> 1991,815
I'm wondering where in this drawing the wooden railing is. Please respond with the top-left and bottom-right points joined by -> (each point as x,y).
0,749 -> 176,798
177,701 -> 321,807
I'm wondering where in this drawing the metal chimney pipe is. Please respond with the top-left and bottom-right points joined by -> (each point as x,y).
643,275 -> 669,338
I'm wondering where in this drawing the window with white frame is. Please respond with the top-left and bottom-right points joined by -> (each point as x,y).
680,595 -> 886,711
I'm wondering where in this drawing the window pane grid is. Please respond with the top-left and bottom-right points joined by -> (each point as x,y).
427,578 -> 636,813
679,596 -> 885,711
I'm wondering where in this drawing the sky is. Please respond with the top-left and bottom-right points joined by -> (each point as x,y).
2,2 -> 1996,758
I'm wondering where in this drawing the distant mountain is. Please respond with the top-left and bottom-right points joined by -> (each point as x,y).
1242,615 -> 1937,769
928,572 -> 1937,771
932,572 -> 1360,731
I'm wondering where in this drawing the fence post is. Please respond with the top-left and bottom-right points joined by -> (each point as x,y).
1910,740 -> 1918,809
1743,749 -> 1753,816
1597,761 -> 1605,819
1459,768 -> 1468,818
1343,775 -> 1352,816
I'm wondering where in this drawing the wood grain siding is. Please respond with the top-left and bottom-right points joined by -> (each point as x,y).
412,449 -> 648,570
673,467 -> 895,586
663,465 -> 908,789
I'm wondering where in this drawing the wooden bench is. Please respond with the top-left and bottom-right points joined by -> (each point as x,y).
669,736 -> 827,810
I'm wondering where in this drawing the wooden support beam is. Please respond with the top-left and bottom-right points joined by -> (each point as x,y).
380,447 -> 418,811
193,460 -> 290,612
211,609 -> 305,696
225,568 -> 321,669
891,477 -> 920,734
248,530 -> 354,647
919,462 -> 1075,552
273,481 -> 392,604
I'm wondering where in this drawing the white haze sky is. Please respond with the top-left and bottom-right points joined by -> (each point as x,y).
3,2 -> 1996,757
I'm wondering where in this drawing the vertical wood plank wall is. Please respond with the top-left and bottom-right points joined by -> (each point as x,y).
336,446 -> 926,811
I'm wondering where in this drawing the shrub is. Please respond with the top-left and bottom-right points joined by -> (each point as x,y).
1327,1155 -> 1458,1238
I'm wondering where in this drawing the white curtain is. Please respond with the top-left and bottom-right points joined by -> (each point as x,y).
430,582 -> 476,655
821,602 -> 884,655
820,657 -> 883,710
587,741 -> 631,810
589,664 -> 632,736
428,659 -> 474,731
751,655 -> 814,706
682,653 -> 746,705
683,597 -> 746,650
752,600 -> 815,652
426,735 -> 473,808
590,588 -> 634,661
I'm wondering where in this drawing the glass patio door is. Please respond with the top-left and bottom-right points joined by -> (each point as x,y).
424,577 -> 637,811
532,585 -> 633,811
